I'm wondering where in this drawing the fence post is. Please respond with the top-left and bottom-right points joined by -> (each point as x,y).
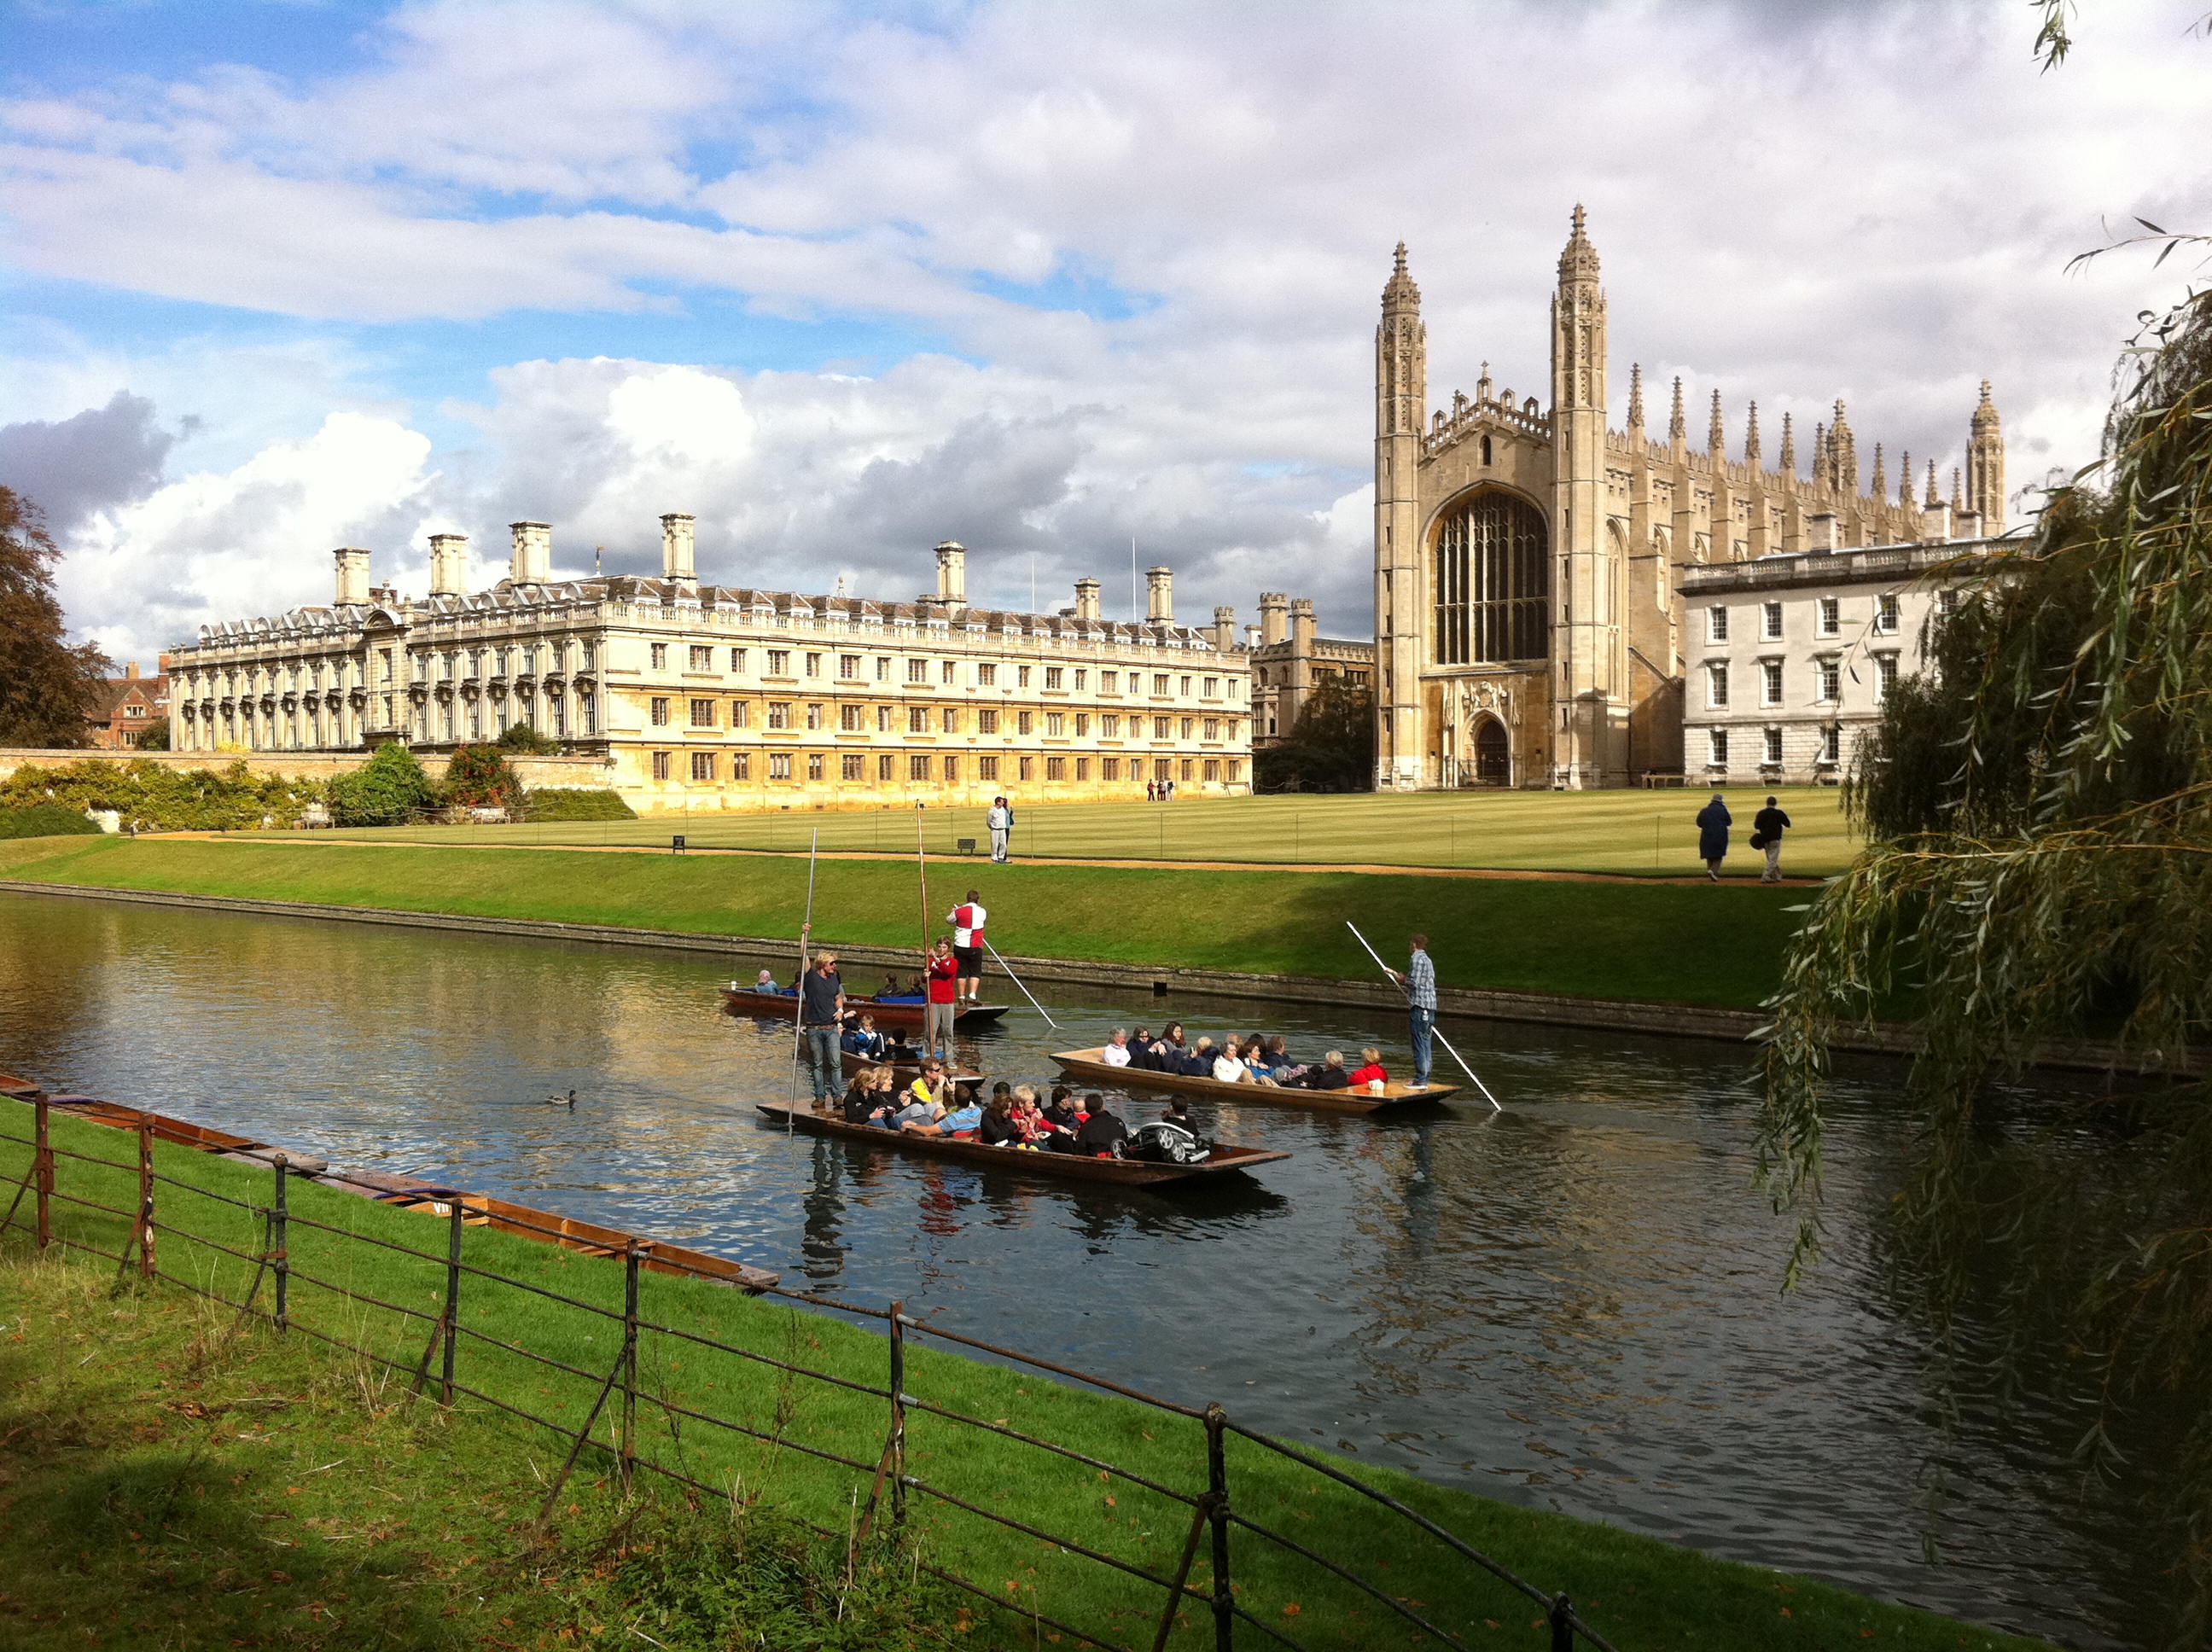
1206,1403 -> 1232,1650
137,1114 -> 156,1281
34,1094 -> 50,1249
271,1155 -> 289,1333
620,1242 -> 639,1494
888,1299 -> 907,1527
1548,1592 -> 1574,1651
440,1199 -> 463,1406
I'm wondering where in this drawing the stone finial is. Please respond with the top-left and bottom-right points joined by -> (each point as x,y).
1952,467 -> 1964,509
1779,411 -> 1796,475
1972,378 -> 2000,433
1744,400 -> 1761,465
1708,388 -> 1725,455
1812,422 -> 1825,488
1477,361 -> 1493,402
1871,444 -> 1886,503
1925,459 -> 1941,507
1627,364 -> 1644,433
1900,452 -> 1915,507
1382,241 -> 1422,314
1557,203 -> 1600,284
1668,376 -> 1685,444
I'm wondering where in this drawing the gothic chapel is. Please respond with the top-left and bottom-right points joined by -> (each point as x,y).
1372,208 -> 2006,789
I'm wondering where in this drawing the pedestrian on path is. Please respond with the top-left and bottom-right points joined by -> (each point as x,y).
1695,794 -> 1732,881
987,795 -> 1013,863
1752,795 -> 1792,882
798,943 -> 844,1107
946,889 -> 987,1003
1384,934 -> 1437,1091
923,938 -> 959,1056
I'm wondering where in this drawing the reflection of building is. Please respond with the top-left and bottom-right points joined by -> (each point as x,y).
166,531 -> 1253,813
1372,209 -> 2006,789
84,658 -> 169,748
1680,529 -> 1997,786
1248,594 -> 1374,747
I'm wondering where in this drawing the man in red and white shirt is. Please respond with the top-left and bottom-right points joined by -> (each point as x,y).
946,888 -> 987,1003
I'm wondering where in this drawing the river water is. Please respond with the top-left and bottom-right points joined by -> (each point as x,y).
0,891 -> 2158,1649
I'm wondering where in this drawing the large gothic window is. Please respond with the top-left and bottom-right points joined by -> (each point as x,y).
1433,491 -> 1548,665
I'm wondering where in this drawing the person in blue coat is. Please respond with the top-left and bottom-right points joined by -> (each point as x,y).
1695,794 -> 1732,881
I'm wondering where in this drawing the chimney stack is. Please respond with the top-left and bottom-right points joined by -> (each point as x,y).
1289,596 -> 1317,652
1145,565 -> 1173,624
125,660 -> 139,680
1073,577 -> 1101,621
1806,512 -> 1839,553
428,532 -> 469,596
1921,499 -> 1953,544
1212,605 -> 1237,651
509,521 -> 552,584
934,540 -> 967,609
1953,508 -> 1982,540
335,547 -> 371,605
1259,590 -> 1289,646
661,513 -> 696,585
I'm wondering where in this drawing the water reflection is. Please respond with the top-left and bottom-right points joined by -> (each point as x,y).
0,889 -> 2160,1648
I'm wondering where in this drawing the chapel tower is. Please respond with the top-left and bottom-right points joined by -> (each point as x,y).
1548,205 -> 1625,787
1375,243 -> 1428,788
1967,381 -> 2005,535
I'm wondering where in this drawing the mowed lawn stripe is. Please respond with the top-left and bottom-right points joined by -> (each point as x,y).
1,835 -> 1807,1009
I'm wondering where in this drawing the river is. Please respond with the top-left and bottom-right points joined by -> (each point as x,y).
0,890 -> 2159,1648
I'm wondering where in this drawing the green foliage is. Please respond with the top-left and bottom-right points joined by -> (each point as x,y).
0,758 -> 321,831
327,742 -> 438,827
1760,287 -> 2212,1642
1254,677 -> 1376,794
0,487 -> 114,749
131,718 -> 171,750
442,742 -> 522,811
525,787 -> 637,821
493,721 -> 562,754
0,802 -> 104,839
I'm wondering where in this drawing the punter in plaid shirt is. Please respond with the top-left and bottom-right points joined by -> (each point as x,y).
1388,935 -> 1438,1090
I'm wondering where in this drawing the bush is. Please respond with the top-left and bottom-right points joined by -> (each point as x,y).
443,744 -> 523,812
328,742 -> 439,827
0,802 -> 105,839
0,758 -> 323,830
492,723 -> 562,755
524,787 -> 636,821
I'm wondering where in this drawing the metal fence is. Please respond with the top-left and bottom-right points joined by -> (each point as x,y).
0,1094 -> 1620,1652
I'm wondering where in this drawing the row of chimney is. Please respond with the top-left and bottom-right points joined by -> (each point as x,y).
334,515 -> 699,605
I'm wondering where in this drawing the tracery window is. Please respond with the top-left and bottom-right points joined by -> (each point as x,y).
1433,492 -> 1548,665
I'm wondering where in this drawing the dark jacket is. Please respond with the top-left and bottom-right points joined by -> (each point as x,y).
1752,806 -> 1791,843
1696,799 -> 1732,861
1076,1111 -> 1128,1155
1310,1065 -> 1351,1091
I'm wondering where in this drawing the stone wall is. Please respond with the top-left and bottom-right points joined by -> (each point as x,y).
0,748 -> 618,791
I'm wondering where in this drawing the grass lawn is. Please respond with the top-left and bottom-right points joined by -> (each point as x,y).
0,1105 -> 2054,1652
254,787 -> 1858,878
0,834 -> 1810,1009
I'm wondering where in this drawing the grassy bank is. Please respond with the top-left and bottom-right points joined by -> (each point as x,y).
0,1104 -> 2052,1652
0,834 -> 1808,1009
269,786 -> 1859,878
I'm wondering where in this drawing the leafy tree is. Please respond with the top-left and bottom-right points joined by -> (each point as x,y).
1758,284 -> 2212,1638
328,742 -> 439,827
1253,677 -> 1376,793
493,722 -> 562,755
132,718 -> 171,750
0,487 -> 113,747
443,743 -> 522,812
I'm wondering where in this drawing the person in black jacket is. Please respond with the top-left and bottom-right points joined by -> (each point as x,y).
1306,1051 -> 1352,1091
1076,1098 -> 1128,1156
1751,794 -> 1793,883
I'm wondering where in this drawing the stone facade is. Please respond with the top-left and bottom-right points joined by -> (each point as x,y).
1373,209 -> 2008,790
1679,537 -> 1997,786
1248,594 -> 1375,747
165,527 -> 1253,816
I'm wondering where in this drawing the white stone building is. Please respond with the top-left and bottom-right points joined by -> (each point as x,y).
1677,515 -> 1999,786
165,520 -> 1254,814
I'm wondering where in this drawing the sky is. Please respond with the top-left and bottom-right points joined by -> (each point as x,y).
3,0 -> 2208,669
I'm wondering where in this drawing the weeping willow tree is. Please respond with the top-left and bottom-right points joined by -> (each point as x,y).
1755,277 -> 2212,1637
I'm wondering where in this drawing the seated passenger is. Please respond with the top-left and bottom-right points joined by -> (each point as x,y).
977,1094 -> 1024,1147
1265,1035 -> 1307,1085
1075,1096 -> 1129,1156
882,1029 -> 917,1064
1211,1040 -> 1250,1084
1348,1048 -> 1388,1089
843,1067 -> 897,1124
881,972 -> 903,998
903,1093 -> 981,1137
1161,1096 -> 1195,1129
754,968 -> 779,992
1306,1051 -> 1351,1091
842,1015 -> 887,1059
1182,1037 -> 1216,1078
1040,1090 -> 1083,1149
1099,1029 -> 1132,1067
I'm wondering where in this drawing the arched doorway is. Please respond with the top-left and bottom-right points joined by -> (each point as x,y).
1474,718 -> 1511,785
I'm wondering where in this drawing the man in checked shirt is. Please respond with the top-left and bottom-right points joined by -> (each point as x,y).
1385,934 -> 1437,1091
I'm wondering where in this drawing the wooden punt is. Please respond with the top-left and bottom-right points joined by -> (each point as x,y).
47,1095 -> 275,1153
0,1073 -> 45,1101
759,1104 -> 1290,1186
720,986 -> 1009,1029
376,1188 -> 777,1292
1049,1050 -> 1456,1114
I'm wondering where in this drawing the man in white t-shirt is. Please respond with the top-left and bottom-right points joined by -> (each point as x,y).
986,796 -> 1013,862
1099,1028 -> 1132,1067
946,888 -> 987,1003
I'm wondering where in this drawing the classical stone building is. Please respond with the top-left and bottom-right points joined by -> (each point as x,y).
166,525 -> 1253,814
1372,209 -> 2006,789
1248,594 -> 1375,747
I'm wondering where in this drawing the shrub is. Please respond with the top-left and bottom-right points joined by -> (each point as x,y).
131,720 -> 172,750
0,758 -> 322,830
524,787 -> 636,821
443,744 -> 523,813
492,723 -> 562,755
328,742 -> 439,827
0,802 -> 105,839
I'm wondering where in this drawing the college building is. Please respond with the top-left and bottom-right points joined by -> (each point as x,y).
164,524 -> 1254,814
1247,594 -> 1375,747
1372,207 -> 2007,789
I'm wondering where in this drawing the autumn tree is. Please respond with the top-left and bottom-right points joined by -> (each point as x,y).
0,487 -> 113,747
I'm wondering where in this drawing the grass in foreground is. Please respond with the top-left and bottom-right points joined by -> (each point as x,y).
260,787 -> 1858,878
0,1105 -> 2056,1652
0,834 -> 1809,1009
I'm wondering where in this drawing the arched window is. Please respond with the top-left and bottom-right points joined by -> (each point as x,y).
1480,434 -> 1493,466
1433,492 -> 1548,665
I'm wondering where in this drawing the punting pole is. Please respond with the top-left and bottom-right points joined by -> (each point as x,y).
788,829 -> 820,1136
915,802 -> 930,957
1345,921 -> 1501,1112
981,938 -> 1059,1031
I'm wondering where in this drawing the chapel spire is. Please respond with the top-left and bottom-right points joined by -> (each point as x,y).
1708,389 -> 1726,456
1967,379 -> 2006,533
1668,376 -> 1685,445
1376,243 -> 1427,439
1780,410 -> 1796,476
1899,452 -> 1914,508
1744,400 -> 1761,465
1550,205 -> 1605,414
1627,363 -> 1644,433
